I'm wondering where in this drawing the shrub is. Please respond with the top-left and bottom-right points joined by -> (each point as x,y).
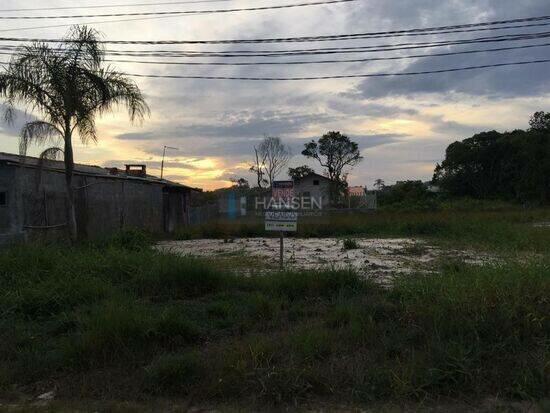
342,238 -> 360,250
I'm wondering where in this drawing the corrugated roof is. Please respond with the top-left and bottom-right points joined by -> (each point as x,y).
0,152 -> 200,191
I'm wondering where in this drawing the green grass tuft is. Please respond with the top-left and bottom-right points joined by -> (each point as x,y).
342,238 -> 360,250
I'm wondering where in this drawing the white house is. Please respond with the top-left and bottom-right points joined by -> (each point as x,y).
293,172 -> 333,209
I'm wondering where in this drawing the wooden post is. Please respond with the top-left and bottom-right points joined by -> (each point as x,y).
43,188 -> 49,226
279,231 -> 284,270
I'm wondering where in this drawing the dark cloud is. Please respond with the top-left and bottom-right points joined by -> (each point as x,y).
428,116 -> 489,138
346,0 -> 550,99
327,100 -> 418,117
116,132 -> 157,141
352,51 -> 550,99
294,133 -> 407,152
117,110 -> 337,142
181,110 -> 337,138
352,133 -> 408,148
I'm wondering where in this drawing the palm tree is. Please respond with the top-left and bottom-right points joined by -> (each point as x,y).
0,26 -> 149,241
374,178 -> 385,191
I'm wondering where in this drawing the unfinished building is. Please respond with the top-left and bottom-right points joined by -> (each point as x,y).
0,153 -> 199,243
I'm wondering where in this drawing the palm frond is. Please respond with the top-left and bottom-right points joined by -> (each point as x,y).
1,24 -> 148,156
35,146 -> 64,189
64,26 -> 104,71
74,115 -> 97,145
0,44 -> 65,126
39,146 -> 64,161
20,121 -> 63,155
93,68 -> 150,123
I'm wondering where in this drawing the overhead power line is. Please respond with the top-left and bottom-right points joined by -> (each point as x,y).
59,43 -> 550,66
0,16 -> 223,33
0,0 -> 236,12
3,31 -> 549,58
1,55 -> 548,81
123,59 -> 550,80
2,41 -> 549,66
0,14 -> 548,44
0,0 -> 356,19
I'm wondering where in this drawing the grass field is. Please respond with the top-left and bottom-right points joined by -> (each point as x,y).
177,207 -> 550,253
1,209 -> 549,411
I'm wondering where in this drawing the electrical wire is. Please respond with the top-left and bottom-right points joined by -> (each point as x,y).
2,31 -> 549,58
0,0 -> 356,19
0,14 -> 549,43
1,57 -> 548,81
0,0 -> 237,12
124,58 -> 550,80
2,42 -> 549,66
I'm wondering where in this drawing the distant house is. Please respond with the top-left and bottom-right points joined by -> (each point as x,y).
293,172 -> 333,209
347,185 -> 377,209
0,152 -> 200,244
347,186 -> 366,197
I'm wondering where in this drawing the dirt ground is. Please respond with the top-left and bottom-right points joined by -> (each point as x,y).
157,238 -> 494,283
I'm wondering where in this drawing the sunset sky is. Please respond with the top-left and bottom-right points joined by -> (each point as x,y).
0,0 -> 549,190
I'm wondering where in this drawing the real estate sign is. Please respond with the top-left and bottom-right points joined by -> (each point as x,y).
266,181 -> 297,232
271,180 -> 294,202
265,210 -> 298,232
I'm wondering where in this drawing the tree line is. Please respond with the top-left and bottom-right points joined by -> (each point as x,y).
433,112 -> 550,203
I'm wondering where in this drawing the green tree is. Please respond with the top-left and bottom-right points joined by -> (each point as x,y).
230,177 -> 250,189
288,165 -> 314,180
433,113 -> 550,203
0,26 -> 149,240
302,131 -> 362,200
432,131 -> 504,198
529,111 -> 550,132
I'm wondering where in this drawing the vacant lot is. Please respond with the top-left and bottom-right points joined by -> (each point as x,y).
158,237 -> 495,283
175,208 -> 550,261
1,209 -> 549,411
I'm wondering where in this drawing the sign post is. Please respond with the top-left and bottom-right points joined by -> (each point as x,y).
280,231 -> 284,270
266,181 -> 297,269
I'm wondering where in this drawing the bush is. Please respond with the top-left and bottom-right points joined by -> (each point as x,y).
342,238 -> 360,250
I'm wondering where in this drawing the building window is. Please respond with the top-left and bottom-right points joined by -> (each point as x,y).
313,180 -> 320,186
0,191 -> 7,207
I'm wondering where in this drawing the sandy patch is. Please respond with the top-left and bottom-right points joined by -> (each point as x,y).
157,238 -> 493,283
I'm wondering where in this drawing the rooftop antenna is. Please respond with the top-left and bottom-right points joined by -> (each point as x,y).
160,145 -> 178,180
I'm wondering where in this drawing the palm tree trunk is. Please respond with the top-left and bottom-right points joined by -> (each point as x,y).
64,129 -> 78,242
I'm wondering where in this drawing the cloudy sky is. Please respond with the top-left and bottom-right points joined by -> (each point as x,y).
0,0 -> 549,189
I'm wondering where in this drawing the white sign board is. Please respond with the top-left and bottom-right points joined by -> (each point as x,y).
265,210 -> 298,232
265,221 -> 298,232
